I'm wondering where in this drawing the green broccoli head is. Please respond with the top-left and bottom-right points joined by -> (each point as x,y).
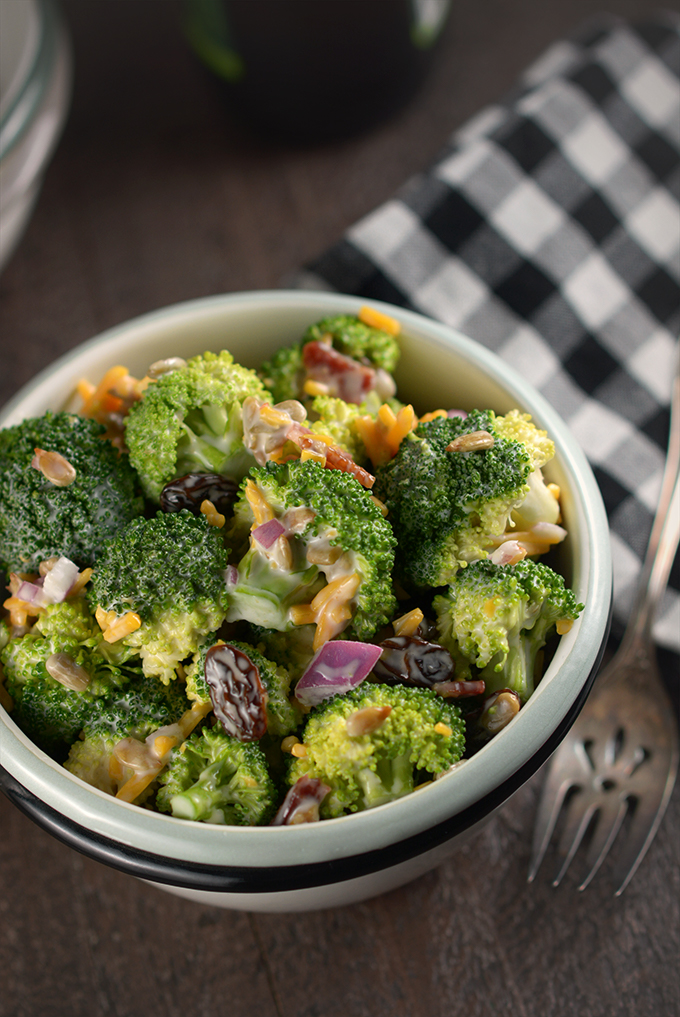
1,599 -> 137,755
433,558 -> 583,702
124,350 -> 270,502
257,314 -> 400,404
288,683 -> 465,817
155,725 -> 277,824
63,672 -> 189,793
226,459 -> 397,642
185,637 -> 301,737
308,395 -> 370,465
88,510 -> 230,683
0,411 -> 144,574
303,315 -> 400,373
374,410 -> 540,588
248,624 -> 317,684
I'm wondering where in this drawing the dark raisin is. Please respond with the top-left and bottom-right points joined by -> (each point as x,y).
372,635 -> 455,688
160,473 -> 238,515
204,644 -> 267,741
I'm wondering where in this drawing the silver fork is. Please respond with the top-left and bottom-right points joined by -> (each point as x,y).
528,360 -> 680,896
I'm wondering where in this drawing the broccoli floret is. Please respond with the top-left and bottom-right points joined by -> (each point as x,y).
308,395 -> 369,464
0,411 -> 144,574
433,558 -> 583,702
124,350 -> 270,502
249,624 -> 317,683
303,315 -> 400,373
374,410 -> 546,588
0,599 -> 136,755
64,673 -> 189,794
226,459 -> 397,642
156,725 -> 277,824
288,683 -> 465,817
257,343 -> 306,405
88,510 -> 230,683
185,637 -> 301,737
258,314 -> 400,404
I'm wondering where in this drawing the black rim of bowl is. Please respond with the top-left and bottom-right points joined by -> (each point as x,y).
0,604 -> 609,896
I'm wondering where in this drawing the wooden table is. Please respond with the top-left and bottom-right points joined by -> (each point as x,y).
1,3 -> 678,1015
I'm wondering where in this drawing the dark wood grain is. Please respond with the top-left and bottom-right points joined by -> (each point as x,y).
1,3 -> 679,1016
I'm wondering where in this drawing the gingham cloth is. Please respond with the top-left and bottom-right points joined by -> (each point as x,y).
297,14 -> 680,670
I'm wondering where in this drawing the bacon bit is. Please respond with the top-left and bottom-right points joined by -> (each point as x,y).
346,705 -> 392,737
446,430 -> 495,453
419,409 -> 448,423
393,607 -> 424,637
556,618 -> 574,635
102,611 -> 142,643
31,448 -> 77,487
245,479 -> 275,526
292,432 -> 376,488
358,305 -> 401,336
302,341 -> 375,404
433,679 -> 486,698
434,722 -> 453,737
200,498 -> 226,528
354,403 -> 418,467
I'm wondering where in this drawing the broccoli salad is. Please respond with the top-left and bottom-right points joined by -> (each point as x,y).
0,307 -> 583,826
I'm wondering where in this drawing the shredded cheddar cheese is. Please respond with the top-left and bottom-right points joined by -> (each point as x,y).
358,305 -> 401,336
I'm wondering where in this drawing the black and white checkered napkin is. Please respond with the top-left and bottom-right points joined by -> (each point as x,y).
297,14 -> 680,667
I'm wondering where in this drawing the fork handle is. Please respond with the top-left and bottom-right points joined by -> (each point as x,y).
624,359 -> 680,648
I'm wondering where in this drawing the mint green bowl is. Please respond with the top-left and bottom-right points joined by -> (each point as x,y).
0,291 -> 612,912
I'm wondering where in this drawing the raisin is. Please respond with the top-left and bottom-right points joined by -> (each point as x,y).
372,635 -> 455,688
160,473 -> 238,515
204,644 -> 267,741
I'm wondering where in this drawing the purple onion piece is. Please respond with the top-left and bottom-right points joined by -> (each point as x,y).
252,518 -> 286,548
294,640 -> 383,707
447,409 -> 468,418
15,581 -> 48,608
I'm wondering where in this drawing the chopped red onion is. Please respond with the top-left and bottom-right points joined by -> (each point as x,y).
15,580 -> 48,608
252,518 -> 286,548
294,640 -> 383,707
224,565 -> 239,589
447,410 -> 468,418
41,556 -> 80,603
